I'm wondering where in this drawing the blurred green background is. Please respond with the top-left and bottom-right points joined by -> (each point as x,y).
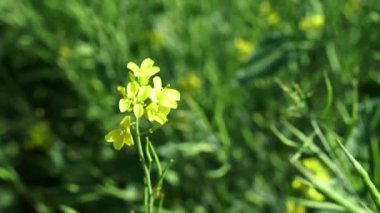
0,0 -> 380,212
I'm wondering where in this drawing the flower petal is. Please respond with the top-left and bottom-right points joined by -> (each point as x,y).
137,86 -> 151,101
149,89 -> 158,103
119,99 -> 130,112
146,66 -> 160,77
120,115 -> 131,127
105,129 -> 121,142
134,103 -> 144,118
160,99 -> 178,109
124,130 -> 134,146
158,105 -> 171,115
127,62 -> 140,75
153,76 -> 162,90
127,82 -> 140,98
163,88 -> 180,101
113,137 -> 124,150
153,113 -> 167,125
141,58 -> 154,71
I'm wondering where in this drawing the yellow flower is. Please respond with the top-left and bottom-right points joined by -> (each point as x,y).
118,82 -> 151,118
234,38 -> 254,62
105,116 -> 134,150
24,121 -> 51,150
150,76 -> 180,108
299,14 -> 325,31
302,158 -> 330,183
178,73 -> 202,92
127,58 -> 160,85
145,102 -> 171,125
290,158 -> 329,201
105,58 -> 181,150
259,1 -> 281,27
59,46 -> 71,59
267,11 -> 281,26
306,187 -> 325,201
291,177 -> 304,190
146,76 -> 180,124
286,200 -> 307,213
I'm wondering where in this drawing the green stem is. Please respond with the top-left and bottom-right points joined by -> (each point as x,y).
337,140 -> 380,212
135,118 -> 154,213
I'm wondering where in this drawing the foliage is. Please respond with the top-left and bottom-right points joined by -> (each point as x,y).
0,0 -> 379,212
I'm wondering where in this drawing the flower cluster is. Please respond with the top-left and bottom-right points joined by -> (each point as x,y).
105,58 -> 180,150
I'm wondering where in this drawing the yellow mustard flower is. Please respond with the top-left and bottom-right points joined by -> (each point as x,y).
127,58 -> 160,85
234,38 -> 254,62
118,81 -> 151,118
302,158 -> 330,183
146,76 -> 180,124
259,1 -> 281,27
178,73 -> 202,92
286,200 -> 307,213
306,187 -> 324,201
291,177 -> 305,190
59,46 -> 71,59
105,116 -> 134,149
299,14 -> 325,31
290,158 -> 330,201
105,58 -> 181,150
267,11 -> 281,26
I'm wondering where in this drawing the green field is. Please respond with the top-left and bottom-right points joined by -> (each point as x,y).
1,0 -> 380,212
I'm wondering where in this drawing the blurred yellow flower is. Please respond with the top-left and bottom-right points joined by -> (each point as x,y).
118,81 -> 151,118
302,158 -> 330,183
286,200 -> 307,213
234,38 -> 254,61
24,121 -> 51,150
149,31 -> 164,49
291,158 -> 330,201
306,187 -> 325,201
179,73 -> 202,92
299,14 -> 325,31
267,11 -> 281,26
291,177 -> 304,190
59,46 -> 71,59
260,1 -> 281,26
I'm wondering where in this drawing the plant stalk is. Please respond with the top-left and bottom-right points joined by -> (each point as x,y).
135,118 -> 154,213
